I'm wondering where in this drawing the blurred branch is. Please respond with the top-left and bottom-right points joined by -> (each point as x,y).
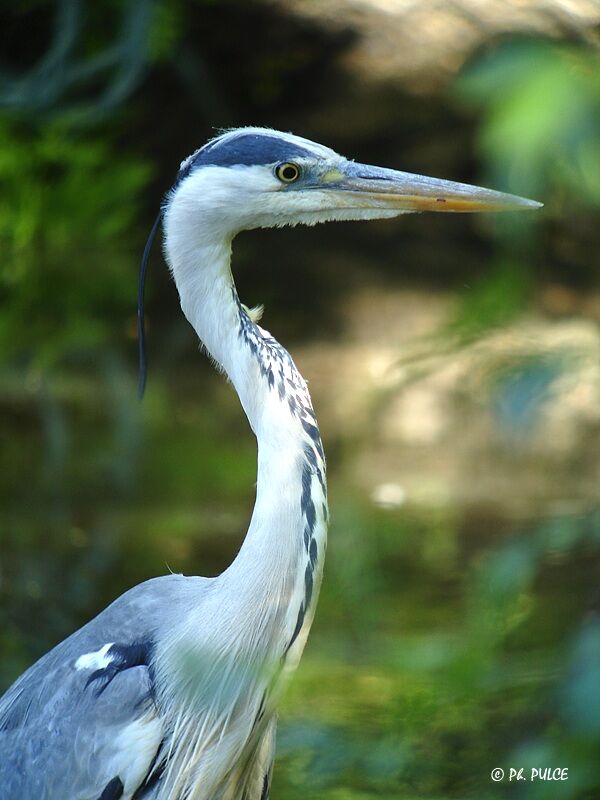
0,0 -> 155,122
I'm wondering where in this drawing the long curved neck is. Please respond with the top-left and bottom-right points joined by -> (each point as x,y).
164,202 -> 327,657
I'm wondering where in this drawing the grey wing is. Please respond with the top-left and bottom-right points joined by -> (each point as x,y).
0,574 -> 207,800
0,658 -> 160,799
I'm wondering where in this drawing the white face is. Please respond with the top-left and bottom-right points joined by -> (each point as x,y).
166,160 -> 404,238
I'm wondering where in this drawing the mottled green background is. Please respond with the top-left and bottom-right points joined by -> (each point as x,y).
1,2 -> 599,798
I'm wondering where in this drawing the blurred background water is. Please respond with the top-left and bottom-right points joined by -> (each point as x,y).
1,1 -> 599,798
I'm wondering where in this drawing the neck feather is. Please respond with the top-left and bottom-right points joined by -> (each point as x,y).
163,198 -> 328,659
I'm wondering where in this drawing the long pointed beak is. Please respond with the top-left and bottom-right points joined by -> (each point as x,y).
324,162 -> 542,213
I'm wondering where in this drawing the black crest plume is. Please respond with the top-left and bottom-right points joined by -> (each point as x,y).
137,212 -> 162,398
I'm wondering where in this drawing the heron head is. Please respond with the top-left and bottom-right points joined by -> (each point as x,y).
164,127 -> 542,235
138,128 -> 542,395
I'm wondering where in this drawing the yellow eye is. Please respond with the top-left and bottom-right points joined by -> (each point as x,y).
275,162 -> 301,183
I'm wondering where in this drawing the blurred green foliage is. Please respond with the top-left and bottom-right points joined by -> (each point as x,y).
276,505 -> 600,799
448,39 -> 600,347
448,260 -> 534,342
0,4 -> 599,799
0,119 -> 150,365
457,41 -> 600,207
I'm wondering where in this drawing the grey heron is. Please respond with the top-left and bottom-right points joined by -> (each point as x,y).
0,128 -> 541,799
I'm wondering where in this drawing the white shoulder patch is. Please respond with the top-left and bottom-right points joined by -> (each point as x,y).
75,643 -> 115,671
